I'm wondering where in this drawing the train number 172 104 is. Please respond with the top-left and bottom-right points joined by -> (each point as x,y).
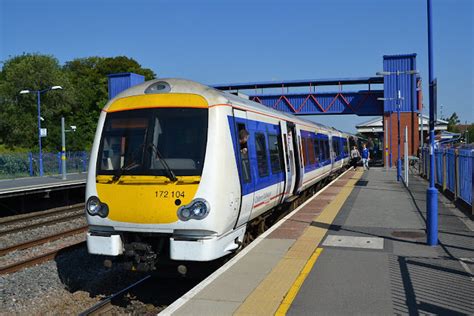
155,191 -> 185,198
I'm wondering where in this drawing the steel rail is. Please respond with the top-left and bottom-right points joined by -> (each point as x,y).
79,275 -> 152,316
0,204 -> 84,226
0,225 -> 88,256
0,212 -> 85,237
0,241 -> 85,275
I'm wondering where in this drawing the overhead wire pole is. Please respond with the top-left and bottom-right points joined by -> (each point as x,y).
426,0 -> 438,246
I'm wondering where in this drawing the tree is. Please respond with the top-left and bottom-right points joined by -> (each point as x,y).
0,54 -> 156,152
0,54 -> 76,151
63,56 -> 155,150
445,112 -> 460,133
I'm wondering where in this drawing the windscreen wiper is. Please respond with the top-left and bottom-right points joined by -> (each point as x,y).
112,161 -> 139,182
147,143 -> 178,182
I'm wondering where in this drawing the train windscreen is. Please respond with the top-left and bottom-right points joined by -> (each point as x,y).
97,108 -> 208,177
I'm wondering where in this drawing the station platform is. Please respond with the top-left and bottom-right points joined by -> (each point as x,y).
0,173 -> 87,198
162,168 -> 474,315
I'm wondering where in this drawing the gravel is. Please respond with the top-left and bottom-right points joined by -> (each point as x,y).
1,246 -> 149,314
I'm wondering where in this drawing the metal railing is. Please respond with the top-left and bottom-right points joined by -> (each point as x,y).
420,146 -> 473,211
0,151 -> 89,179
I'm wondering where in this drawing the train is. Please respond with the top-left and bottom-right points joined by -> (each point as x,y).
85,78 -> 358,271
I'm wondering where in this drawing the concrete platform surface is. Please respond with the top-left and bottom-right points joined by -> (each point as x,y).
161,168 -> 473,315
289,169 -> 474,315
0,173 -> 86,197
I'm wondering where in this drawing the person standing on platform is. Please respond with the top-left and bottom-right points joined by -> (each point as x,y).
361,143 -> 370,170
350,146 -> 360,171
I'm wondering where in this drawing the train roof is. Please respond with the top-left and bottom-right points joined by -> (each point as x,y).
105,78 -> 351,135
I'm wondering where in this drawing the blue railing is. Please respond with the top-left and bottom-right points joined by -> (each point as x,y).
421,146 -> 473,208
0,151 -> 89,179
458,149 -> 473,205
434,149 -> 444,186
446,149 -> 456,193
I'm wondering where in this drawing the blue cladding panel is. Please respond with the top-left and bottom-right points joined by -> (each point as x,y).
250,90 -> 384,116
108,73 -> 145,100
383,54 -> 418,113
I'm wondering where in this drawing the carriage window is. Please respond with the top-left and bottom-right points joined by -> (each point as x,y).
237,123 -> 251,183
307,138 -> 315,165
268,134 -> 283,173
333,139 -> 339,156
301,137 -> 308,166
255,132 -> 269,177
313,139 -> 320,163
324,140 -> 330,160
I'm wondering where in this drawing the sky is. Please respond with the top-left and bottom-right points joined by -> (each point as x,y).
1,0 -> 472,132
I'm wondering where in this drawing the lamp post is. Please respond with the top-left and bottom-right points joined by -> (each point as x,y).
426,0 -> 438,246
377,70 -> 418,181
20,86 -> 63,177
61,117 -> 77,180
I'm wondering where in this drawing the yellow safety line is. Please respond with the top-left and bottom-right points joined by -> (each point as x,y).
275,248 -> 324,316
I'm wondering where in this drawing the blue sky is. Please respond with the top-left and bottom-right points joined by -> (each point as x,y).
1,0 -> 472,132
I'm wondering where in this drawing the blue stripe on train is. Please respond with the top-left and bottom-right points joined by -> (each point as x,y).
300,130 -> 332,172
228,116 -> 341,195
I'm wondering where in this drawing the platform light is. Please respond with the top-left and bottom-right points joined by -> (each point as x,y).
19,85 -> 64,176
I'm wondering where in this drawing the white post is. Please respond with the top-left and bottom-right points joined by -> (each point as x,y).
404,126 -> 409,186
61,117 -> 67,180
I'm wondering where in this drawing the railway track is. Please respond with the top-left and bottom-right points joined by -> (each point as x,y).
79,275 -> 152,316
0,206 -> 85,237
0,203 -> 84,226
0,241 -> 86,275
0,225 -> 88,256
0,205 -> 88,275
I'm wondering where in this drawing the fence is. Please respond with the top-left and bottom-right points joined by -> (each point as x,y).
0,151 -> 89,179
421,147 -> 473,211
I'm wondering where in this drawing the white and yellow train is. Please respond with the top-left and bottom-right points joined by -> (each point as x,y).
85,79 -> 353,270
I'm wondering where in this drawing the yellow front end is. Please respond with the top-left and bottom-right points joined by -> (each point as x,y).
88,92 -> 209,226
96,175 -> 200,224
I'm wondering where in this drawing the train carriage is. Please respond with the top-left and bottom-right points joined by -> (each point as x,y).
85,79 -> 352,270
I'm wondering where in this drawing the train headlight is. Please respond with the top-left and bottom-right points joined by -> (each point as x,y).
87,196 -> 101,215
86,196 -> 109,218
177,198 -> 210,221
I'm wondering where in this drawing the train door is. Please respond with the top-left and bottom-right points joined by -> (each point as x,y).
288,122 -> 303,195
280,121 -> 295,200
329,135 -> 335,171
294,127 -> 305,193
232,109 -> 255,228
